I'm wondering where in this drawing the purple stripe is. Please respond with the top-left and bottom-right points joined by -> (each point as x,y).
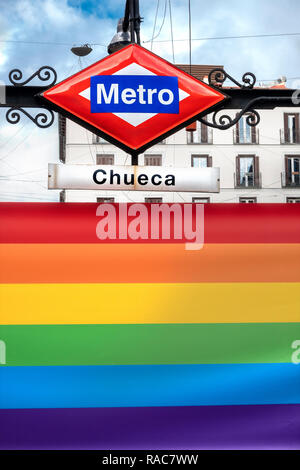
0,405 -> 299,450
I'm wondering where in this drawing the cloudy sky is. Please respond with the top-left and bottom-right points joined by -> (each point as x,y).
0,0 -> 299,201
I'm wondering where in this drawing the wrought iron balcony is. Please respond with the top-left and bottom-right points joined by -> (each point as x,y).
234,172 -> 262,189
281,172 -> 300,187
233,128 -> 259,144
280,129 -> 300,144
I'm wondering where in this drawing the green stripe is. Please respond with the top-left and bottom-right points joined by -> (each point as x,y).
0,323 -> 299,366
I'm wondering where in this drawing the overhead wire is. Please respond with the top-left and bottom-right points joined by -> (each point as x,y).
150,0 -> 160,51
0,39 -> 106,47
144,31 -> 300,44
168,0 -> 175,62
0,127 -> 36,163
0,122 -> 28,150
150,0 -> 168,44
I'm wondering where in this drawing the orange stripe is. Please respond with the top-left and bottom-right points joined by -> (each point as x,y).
0,243 -> 299,283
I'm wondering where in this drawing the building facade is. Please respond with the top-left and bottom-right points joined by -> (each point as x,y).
59,66 -> 300,204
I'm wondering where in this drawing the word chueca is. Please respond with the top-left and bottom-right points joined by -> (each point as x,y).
93,168 -> 175,187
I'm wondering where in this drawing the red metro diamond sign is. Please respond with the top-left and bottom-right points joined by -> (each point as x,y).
42,44 -> 227,154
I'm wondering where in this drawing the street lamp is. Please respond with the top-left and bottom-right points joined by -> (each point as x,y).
107,18 -> 131,54
71,44 -> 93,57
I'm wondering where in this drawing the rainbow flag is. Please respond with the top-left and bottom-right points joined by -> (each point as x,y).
0,203 -> 299,449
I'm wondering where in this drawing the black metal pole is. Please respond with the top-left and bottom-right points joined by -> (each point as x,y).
122,0 -> 138,164
129,0 -> 135,43
133,0 -> 141,45
131,153 -> 138,165
123,0 -> 130,32
123,0 -> 141,45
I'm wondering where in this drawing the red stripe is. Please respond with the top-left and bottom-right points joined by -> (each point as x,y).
0,202 -> 299,243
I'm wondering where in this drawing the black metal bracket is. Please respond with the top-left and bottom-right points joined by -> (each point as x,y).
1,66 -> 57,128
0,66 -> 298,135
198,68 -> 297,130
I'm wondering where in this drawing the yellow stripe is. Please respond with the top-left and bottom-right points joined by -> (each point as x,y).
0,282 -> 299,324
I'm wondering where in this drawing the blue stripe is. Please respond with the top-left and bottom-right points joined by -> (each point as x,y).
0,363 -> 299,409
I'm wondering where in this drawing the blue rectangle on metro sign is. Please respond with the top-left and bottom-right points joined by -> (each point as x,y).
90,75 -> 179,114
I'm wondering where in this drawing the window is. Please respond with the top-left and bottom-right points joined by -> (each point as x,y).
192,197 -> 210,203
96,154 -> 114,165
191,155 -> 212,168
236,155 -> 260,188
234,115 -> 257,144
97,197 -> 115,203
145,197 -> 163,203
59,190 -> 65,203
281,113 -> 300,144
93,135 -> 108,144
284,156 -> 300,187
144,155 -> 162,166
186,120 -> 213,144
287,197 -> 300,203
239,197 -> 257,203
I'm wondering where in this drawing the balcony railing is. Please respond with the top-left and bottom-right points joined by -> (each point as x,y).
280,129 -> 300,144
187,128 -> 213,144
233,129 -> 259,144
281,172 -> 300,187
234,172 -> 262,189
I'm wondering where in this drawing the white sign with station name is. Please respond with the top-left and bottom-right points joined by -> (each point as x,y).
48,164 -> 220,193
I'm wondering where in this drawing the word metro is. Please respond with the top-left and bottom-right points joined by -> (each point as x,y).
90,75 -> 179,114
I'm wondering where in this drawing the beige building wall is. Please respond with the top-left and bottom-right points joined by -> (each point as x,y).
62,105 -> 300,203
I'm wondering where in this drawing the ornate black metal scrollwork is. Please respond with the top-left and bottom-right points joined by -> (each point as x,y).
6,107 -> 55,128
8,66 -> 57,87
208,68 -> 256,89
199,98 -> 263,130
197,68 -> 261,129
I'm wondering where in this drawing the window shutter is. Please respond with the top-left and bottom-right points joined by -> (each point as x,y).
251,122 -> 256,143
207,156 -> 213,167
284,155 -> 289,173
296,114 -> 300,143
285,155 -> 290,185
96,154 -> 114,165
200,118 -> 208,143
236,156 -> 240,186
284,113 -> 289,141
235,114 -> 240,143
254,156 -> 259,186
186,121 -> 197,131
145,155 -> 162,166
